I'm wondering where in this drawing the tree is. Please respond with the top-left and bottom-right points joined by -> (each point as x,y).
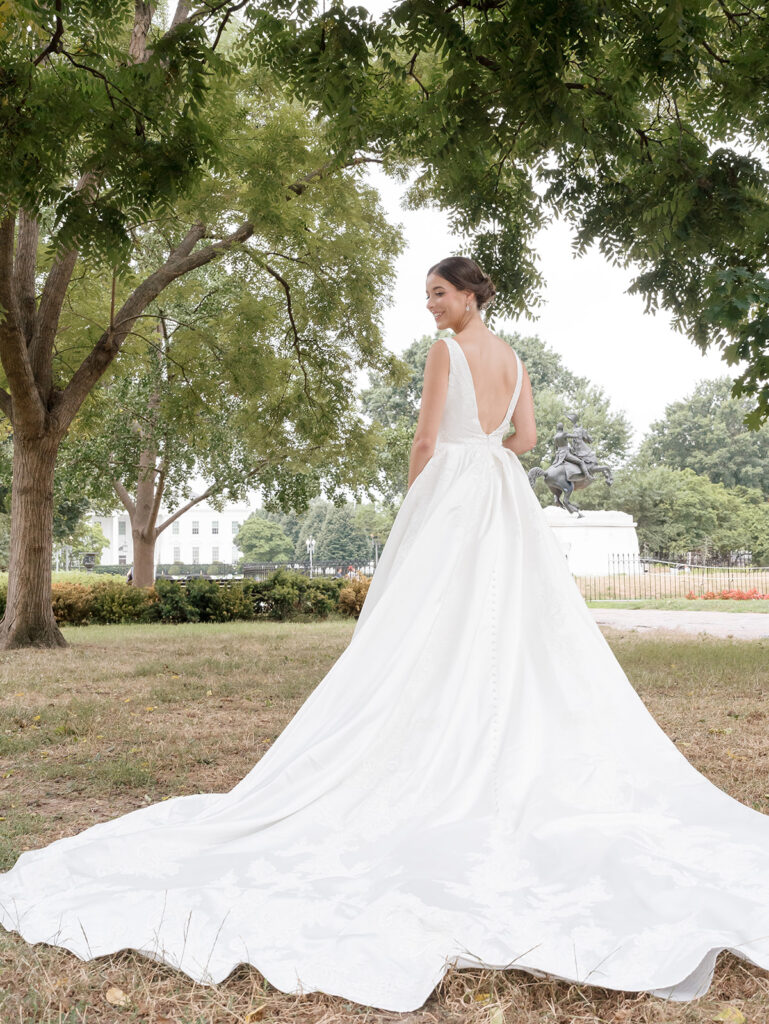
601,463 -> 765,563
352,501 -> 395,553
316,504 -> 372,564
261,508 -> 303,549
293,498 -> 332,562
254,0 -> 769,424
731,487 -> 769,566
638,378 -> 769,497
59,103 -> 401,587
0,9 -> 402,644
233,513 -> 293,565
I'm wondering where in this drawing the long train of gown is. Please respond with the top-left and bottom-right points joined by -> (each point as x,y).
1,334 -> 769,1012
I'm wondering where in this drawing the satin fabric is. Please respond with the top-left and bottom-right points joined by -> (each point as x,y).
1,334 -> 768,1012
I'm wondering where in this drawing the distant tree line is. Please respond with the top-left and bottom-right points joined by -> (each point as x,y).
234,501 -> 395,568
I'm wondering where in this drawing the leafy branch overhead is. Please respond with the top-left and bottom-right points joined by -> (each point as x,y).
248,0 -> 769,427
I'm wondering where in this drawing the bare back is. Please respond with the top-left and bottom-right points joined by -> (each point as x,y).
452,332 -> 520,435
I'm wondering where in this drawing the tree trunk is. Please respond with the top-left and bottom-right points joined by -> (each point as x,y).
131,528 -> 157,587
0,432 -> 66,649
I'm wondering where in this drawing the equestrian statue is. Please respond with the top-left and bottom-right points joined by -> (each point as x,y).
527,411 -> 613,517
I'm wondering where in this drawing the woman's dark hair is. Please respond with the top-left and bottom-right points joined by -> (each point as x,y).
427,256 -> 496,311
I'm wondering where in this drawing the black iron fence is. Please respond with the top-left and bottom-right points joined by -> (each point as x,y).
577,554 -> 769,601
240,561 -> 376,581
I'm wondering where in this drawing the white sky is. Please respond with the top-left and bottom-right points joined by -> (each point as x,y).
363,163 -> 735,454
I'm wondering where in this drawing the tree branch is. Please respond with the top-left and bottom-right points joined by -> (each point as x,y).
149,463 -> 167,533
170,0 -> 191,28
56,219 -> 254,431
261,261 -> 313,404
156,482 -> 218,534
286,155 -> 383,197
113,478 -> 137,517
33,171 -> 97,393
0,214 -> 17,318
129,0 -> 156,64
33,0 -> 64,66
14,209 -> 38,346
0,215 -> 44,431
157,453 -> 280,535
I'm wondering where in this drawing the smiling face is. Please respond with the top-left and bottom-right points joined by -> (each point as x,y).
425,273 -> 473,332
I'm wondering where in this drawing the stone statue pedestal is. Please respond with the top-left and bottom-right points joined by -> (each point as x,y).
542,507 -> 640,576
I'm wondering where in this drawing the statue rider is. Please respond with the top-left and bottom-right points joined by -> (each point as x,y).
552,421 -> 594,479
565,411 -> 597,475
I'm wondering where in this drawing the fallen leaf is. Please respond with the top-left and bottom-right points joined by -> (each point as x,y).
712,1006 -> 746,1023
474,991 -> 491,1003
489,1006 -> 505,1024
105,985 -> 130,1007
244,1005 -> 268,1022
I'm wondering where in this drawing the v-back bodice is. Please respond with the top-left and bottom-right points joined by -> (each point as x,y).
436,335 -> 523,448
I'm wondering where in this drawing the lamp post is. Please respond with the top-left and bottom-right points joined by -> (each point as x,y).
370,532 -> 379,571
306,535 -> 315,577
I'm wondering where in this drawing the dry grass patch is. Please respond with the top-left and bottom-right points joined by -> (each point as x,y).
1,621 -> 768,1023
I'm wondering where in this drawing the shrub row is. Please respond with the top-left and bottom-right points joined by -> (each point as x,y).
0,570 -> 371,626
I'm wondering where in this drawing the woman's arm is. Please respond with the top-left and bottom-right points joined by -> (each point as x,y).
502,361 -> 537,455
407,340 -> 450,489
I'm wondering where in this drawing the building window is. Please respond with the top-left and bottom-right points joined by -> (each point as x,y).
211,520 -> 219,535
172,521 -> 179,535
192,547 -> 199,564
118,520 -> 126,536
173,546 -> 181,562
231,520 -> 239,534
192,521 -> 199,535
118,554 -> 126,565
232,547 -> 239,563
212,546 -> 219,562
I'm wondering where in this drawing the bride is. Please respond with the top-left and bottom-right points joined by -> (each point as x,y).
1,256 -> 769,1013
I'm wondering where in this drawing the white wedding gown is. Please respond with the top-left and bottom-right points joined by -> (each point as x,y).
2,334 -> 769,1012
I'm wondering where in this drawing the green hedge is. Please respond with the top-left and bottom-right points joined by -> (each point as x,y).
0,570 -> 362,626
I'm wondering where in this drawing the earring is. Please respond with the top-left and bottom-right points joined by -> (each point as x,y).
466,303 -> 470,311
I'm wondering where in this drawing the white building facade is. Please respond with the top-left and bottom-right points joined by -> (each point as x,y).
91,498 -> 255,568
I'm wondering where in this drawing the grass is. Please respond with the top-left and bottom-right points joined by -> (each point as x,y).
1,620 -> 768,1023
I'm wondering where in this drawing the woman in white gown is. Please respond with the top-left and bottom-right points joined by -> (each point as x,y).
1,256 -> 769,1013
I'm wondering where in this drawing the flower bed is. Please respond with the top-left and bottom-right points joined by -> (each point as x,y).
685,588 -> 769,601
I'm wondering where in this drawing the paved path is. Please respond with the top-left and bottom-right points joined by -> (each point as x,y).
590,608 -> 769,640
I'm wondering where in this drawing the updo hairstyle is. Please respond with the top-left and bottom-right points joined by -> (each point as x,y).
427,256 -> 496,311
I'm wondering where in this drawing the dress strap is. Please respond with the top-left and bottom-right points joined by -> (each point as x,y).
509,350 -> 523,416
441,335 -> 454,366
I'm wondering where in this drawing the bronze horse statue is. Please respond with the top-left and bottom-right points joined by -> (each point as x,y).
528,414 -> 613,517
527,461 -> 613,517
